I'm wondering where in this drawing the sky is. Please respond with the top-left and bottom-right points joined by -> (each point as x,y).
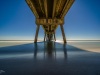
0,0 -> 100,40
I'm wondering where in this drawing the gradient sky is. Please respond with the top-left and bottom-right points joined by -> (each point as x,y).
0,0 -> 100,40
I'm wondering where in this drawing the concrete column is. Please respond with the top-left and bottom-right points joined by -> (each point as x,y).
34,25 -> 40,43
54,32 -> 56,41
60,25 -> 66,43
44,32 -> 46,41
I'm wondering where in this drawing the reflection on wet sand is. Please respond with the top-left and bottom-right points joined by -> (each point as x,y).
34,41 -> 67,59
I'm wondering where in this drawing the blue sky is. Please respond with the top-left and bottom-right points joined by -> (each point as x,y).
0,0 -> 100,40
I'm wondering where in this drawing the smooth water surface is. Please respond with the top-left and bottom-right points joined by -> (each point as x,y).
0,41 -> 100,75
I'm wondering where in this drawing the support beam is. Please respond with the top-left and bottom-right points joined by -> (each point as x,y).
26,0 -> 39,18
44,0 -> 48,18
34,25 -> 40,43
38,0 -> 44,14
56,0 -> 62,16
44,32 -> 46,41
60,25 -> 66,43
54,33 -> 56,41
61,0 -> 75,18
52,0 -> 56,18
60,0 -> 69,18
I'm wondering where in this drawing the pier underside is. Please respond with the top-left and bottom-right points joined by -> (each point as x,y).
26,0 -> 75,43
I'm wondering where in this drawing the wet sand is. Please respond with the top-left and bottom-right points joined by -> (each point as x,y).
0,41 -> 100,75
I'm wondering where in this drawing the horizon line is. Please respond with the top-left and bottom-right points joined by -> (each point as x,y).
0,40 -> 100,41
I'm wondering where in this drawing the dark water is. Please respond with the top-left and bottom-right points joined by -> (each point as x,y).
0,41 -> 100,75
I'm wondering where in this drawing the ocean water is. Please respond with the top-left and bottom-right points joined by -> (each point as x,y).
0,41 -> 100,75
